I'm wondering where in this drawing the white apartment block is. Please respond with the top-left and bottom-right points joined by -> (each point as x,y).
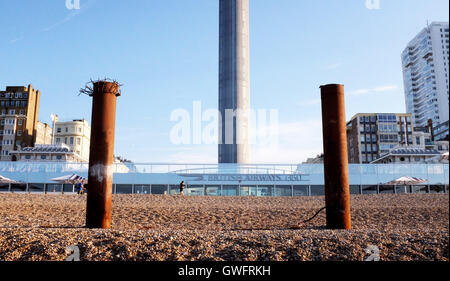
54,119 -> 91,162
401,22 -> 449,138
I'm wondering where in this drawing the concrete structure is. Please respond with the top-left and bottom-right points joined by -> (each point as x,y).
218,0 -> 250,163
35,121 -> 53,145
371,146 -> 441,164
11,143 -> 86,162
54,119 -> 91,161
304,154 -> 324,164
0,84 -> 40,161
346,113 -> 435,163
434,140 -> 449,153
401,22 -> 449,139
433,120 -> 449,141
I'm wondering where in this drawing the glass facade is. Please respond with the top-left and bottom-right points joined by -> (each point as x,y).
0,162 -> 447,196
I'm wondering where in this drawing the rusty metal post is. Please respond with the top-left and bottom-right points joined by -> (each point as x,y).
86,81 -> 120,229
320,84 -> 352,230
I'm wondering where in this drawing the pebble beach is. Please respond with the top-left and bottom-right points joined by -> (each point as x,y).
0,193 -> 448,261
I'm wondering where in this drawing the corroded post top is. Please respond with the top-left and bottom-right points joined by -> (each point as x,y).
93,81 -> 121,97
320,84 -> 344,89
80,79 -> 121,97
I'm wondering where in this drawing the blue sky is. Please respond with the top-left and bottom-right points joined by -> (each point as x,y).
0,0 -> 448,163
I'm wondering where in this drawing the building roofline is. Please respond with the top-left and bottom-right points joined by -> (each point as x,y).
349,112 -> 411,121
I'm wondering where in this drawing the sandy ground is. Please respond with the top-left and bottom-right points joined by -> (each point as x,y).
0,193 -> 448,261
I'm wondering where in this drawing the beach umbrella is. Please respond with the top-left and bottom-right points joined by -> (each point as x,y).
51,174 -> 86,184
442,152 -> 449,161
385,176 -> 427,185
0,175 -> 17,184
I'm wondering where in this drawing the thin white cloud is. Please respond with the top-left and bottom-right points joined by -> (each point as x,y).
41,0 -> 96,32
41,10 -> 81,32
349,85 -> 398,96
165,146 -> 217,164
252,120 -> 323,163
153,120 -> 324,164
9,36 -> 24,44
374,85 -> 398,92
324,63 -> 341,70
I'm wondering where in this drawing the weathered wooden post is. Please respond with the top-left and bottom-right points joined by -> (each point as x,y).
320,84 -> 352,230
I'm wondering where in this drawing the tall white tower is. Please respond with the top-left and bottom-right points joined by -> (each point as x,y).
218,0 -> 250,163
401,22 -> 449,137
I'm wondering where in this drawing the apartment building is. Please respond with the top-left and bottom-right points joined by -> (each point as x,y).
54,119 -> 91,161
401,22 -> 449,140
346,113 -> 434,163
0,84 -> 40,161
35,121 -> 53,145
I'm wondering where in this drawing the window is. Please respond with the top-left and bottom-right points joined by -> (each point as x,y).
17,130 -> 22,136
56,155 -> 62,160
41,155 -> 47,160
78,127 -> 82,133
70,137 -> 74,145
65,137 -> 68,144
77,138 -> 81,145
65,127 -> 68,133
18,120 -> 23,126
57,127 -> 61,133
56,138 -> 61,144
25,155 -> 31,160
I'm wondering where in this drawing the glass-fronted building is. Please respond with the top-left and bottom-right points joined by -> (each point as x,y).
0,162 -> 448,196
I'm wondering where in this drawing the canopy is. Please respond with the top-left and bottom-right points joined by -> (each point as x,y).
385,176 -> 427,185
51,174 -> 86,184
0,175 -> 17,184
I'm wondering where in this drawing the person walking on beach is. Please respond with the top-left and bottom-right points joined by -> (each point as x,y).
179,181 -> 186,196
82,181 -> 88,194
76,180 -> 84,195
77,179 -> 87,195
